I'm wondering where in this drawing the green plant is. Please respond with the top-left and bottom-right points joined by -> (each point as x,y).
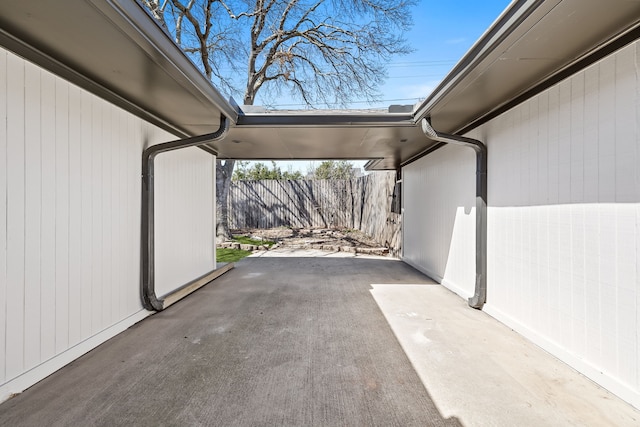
216,248 -> 252,263
232,236 -> 275,248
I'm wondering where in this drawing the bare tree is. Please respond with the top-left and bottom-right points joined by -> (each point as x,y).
139,0 -> 414,241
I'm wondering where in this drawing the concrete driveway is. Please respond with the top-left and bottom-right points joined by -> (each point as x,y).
0,253 -> 638,426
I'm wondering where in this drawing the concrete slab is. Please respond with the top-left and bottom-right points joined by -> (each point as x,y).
370,284 -> 640,426
1,254 -> 638,426
0,257 -> 460,426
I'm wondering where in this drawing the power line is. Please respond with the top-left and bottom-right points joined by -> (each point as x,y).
386,60 -> 457,68
386,73 -> 444,79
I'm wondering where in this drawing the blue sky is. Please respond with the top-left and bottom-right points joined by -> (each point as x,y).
375,0 -> 513,109
247,0 -> 513,172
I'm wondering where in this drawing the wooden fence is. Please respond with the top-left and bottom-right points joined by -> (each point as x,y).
228,171 -> 402,255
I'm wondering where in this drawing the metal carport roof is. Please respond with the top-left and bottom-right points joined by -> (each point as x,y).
1,0 -> 639,170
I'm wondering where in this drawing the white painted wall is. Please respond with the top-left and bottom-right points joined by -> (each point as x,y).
481,40 -> 640,409
0,47 -> 216,401
403,40 -> 640,408
402,144 -> 476,298
155,148 -> 215,297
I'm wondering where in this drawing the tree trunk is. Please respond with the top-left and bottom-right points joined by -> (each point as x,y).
216,159 -> 235,243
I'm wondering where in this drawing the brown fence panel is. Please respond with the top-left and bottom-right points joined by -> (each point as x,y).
228,171 -> 402,255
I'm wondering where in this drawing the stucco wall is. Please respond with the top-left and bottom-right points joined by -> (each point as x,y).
0,47 -> 216,401
402,40 -> 640,408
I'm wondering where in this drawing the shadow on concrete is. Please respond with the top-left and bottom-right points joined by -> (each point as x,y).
0,257 -> 461,427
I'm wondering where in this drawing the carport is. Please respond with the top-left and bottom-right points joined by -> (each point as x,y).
1,0 -> 640,423
4,0 -> 639,312
1,253 -> 637,426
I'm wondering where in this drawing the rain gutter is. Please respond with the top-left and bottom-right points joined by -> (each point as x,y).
413,0 -> 547,125
420,118 -> 487,309
102,0 -> 241,123
141,114 -> 232,311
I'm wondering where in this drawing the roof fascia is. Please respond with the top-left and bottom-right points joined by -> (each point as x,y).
236,113 -> 415,128
412,0 -> 548,124
0,24 -> 193,138
97,0 -> 239,124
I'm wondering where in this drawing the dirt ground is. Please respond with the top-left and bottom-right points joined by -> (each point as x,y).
230,227 -> 390,255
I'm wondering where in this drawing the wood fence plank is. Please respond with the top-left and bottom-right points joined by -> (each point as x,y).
228,172 -> 402,255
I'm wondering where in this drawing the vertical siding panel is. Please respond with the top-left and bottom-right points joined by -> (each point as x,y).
571,70 -> 587,358
570,73 -> 585,202
521,101 -> 533,205
5,53 -> 26,380
570,204 -> 587,356
637,204 -> 640,391
0,49 -> 8,384
636,46 -> 640,393
583,204 -> 601,366
102,104 -> 112,325
613,46 -> 637,381
599,205 -> 618,374
402,145 -> 475,295
124,116 -> 139,314
91,98 -> 103,334
614,45 -> 637,202
114,110 -> 125,319
23,64 -> 42,370
80,91 -> 93,339
67,85 -> 82,346
583,66 -> 599,202
155,147 -> 214,296
545,87 -> 561,340
111,110 -> 121,320
54,78 -> 69,353
537,93 -> 550,334
39,70 -> 56,362
538,92 -> 549,204
583,65 -> 601,366
558,79 -> 574,348
547,85 -> 560,204
557,80 -> 572,203
547,206 -> 561,343
598,55 -> 616,202
527,100 -> 538,324
615,205 -> 637,386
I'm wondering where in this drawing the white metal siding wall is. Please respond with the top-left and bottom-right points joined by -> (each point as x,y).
0,47 -> 216,400
403,40 -> 639,408
480,41 -> 640,408
402,144 -> 476,297
155,148 -> 215,297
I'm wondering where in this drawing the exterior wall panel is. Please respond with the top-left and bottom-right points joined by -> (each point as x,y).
402,144 -> 476,297
403,40 -> 639,408
155,147 -> 215,298
481,42 -> 639,408
0,47 -> 216,401
0,49 -> 7,386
